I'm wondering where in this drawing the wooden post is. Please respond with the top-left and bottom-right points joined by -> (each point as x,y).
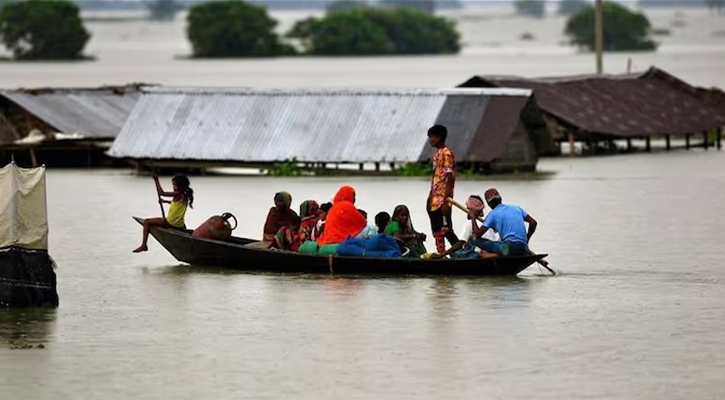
29,148 -> 38,167
717,128 -> 722,150
665,135 -> 671,151
568,132 -> 575,156
626,138 -> 632,152
645,137 -> 651,152
686,135 -> 691,150
595,0 -> 604,74
704,131 -> 709,150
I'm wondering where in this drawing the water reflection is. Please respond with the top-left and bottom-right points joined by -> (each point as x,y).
0,308 -> 57,348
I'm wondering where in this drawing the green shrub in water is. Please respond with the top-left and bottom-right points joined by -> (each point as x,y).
187,0 -> 295,58
565,2 -> 658,52
0,0 -> 90,60
293,7 -> 460,56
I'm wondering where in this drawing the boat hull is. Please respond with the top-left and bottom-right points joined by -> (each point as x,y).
135,217 -> 546,276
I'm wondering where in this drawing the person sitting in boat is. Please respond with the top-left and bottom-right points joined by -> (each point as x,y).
355,208 -> 381,239
312,202 -> 333,241
271,200 -> 319,252
442,195 -> 499,258
263,192 -> 300,243
133,172 -> 194,253
317,186 -> 367,245
468,188 -> 538,258
385,205 -> 427,258
375,212 -> 391,234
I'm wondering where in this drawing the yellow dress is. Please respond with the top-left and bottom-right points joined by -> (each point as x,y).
166,200 -> 187,228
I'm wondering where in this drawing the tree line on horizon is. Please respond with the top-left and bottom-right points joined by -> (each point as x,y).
2,0 -> 710,61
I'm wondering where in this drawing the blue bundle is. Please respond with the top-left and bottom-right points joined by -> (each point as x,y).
337,234 -> 402,258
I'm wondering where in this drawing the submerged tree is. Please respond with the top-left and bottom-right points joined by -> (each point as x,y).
514,0 -> 545,18
187,0 -> 294,58
0,0 -> 90,60
565,2 -> 657,51
292,7 -> 460,56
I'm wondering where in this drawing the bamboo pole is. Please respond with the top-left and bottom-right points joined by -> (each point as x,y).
595,0 -> 604,74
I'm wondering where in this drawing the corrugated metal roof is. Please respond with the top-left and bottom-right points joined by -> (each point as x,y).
460,67 -> 725,138
0,88 -> 140,138
110,87 -> 533,164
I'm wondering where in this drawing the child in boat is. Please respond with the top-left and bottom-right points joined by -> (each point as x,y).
355,209 -> 380,239
385,205 -> 427,258
375,212 -> 391,234
133,172 -> 194,253
271,200 -> 319,252
313,202 -> 333,241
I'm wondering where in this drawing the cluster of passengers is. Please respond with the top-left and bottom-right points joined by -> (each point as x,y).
258,186 -> 537,260
134,124 -> 540,260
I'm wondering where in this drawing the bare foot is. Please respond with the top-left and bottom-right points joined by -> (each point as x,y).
480,251 -> 500,259
133,245 -> 148,253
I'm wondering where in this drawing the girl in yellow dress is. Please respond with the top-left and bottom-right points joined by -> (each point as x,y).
133,172 -> 194,253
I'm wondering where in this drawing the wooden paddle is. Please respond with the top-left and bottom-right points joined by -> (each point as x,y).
150,165 -> 166,220
446,197 -> 554,275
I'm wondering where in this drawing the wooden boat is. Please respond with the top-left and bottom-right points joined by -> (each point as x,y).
134,217 -> 547,276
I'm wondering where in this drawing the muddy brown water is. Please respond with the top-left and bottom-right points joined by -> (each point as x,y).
2,150 -> 725,399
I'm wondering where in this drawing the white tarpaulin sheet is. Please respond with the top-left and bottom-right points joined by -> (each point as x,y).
0,162 -> 48,250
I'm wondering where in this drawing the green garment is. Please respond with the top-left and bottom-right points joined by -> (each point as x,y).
385,221 -> 427,258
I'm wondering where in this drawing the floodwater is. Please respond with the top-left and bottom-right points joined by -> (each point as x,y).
2,150 -> 725,399
2,4 -> 725,399
1,5 -> 725,88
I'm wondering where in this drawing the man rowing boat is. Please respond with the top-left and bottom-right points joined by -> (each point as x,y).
469,188 -> 538,258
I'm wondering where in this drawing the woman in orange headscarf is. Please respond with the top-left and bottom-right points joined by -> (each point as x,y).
317,186 -> 367,245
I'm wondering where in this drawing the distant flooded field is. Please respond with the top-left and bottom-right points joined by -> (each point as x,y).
0,5 -> 724,89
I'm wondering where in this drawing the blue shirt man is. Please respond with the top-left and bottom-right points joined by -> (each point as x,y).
483,204 -> 529,244
471,188 -> 538,256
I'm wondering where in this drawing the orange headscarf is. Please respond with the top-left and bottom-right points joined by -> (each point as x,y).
317,186 -> 367,245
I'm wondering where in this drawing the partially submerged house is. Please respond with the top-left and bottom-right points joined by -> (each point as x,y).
0,85 -> 141,167
109,87 -> 556,173
459,67 -> 725,154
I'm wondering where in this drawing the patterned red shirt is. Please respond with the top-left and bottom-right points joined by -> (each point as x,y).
429,146 -> 456,211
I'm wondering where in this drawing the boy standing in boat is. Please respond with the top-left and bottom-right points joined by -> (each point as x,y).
426,125 -> 460,256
